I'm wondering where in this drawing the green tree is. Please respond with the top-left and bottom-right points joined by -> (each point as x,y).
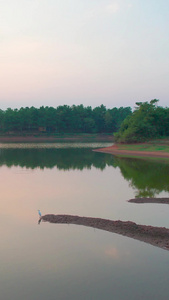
114,99 -> 166,143
93,105 -> 106,132
0,109 -> 4,131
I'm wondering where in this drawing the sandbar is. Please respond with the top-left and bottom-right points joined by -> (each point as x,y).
40,214 -> 169,251
129,198 -> 169,204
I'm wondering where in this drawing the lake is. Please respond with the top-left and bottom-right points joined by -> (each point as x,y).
0,142 -> 169,300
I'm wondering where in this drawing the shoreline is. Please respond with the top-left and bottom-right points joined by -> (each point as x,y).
40,214 -> 169,251
94,144 -> 169,159
0,134 -> 114,143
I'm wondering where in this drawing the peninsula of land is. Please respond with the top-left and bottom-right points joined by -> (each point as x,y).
94,143 -> 169,159
40,214 -> 169,251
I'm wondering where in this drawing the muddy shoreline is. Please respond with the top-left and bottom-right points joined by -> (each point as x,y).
40,214 -> 169,251
0,135 -> 114,143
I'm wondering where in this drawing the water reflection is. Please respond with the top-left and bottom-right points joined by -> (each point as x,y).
1,143 -> 169,300
0,146 -> 115,170
114,157 -> 169,197
0,145 -> 169,197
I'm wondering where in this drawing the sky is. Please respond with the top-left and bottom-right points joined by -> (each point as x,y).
0,0 -> 169,110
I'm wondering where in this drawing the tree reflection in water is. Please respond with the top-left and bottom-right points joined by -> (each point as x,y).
114,157 -> 169,197
0,147 -> 169,197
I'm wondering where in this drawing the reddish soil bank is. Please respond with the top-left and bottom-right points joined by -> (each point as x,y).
129,198 -> 169,204
94,144 -> 169,158
0,135 -> 114,143
41,214 -> 169,251
0,136 -> 66,142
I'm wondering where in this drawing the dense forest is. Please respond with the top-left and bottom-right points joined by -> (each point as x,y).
115,100 -> 169,143
1,100 -> 168,140
0,105 -> 131,134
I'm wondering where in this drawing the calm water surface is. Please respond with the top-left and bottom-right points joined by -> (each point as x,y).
0,143 -> 169,300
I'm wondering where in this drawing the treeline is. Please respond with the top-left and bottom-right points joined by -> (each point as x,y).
115,100 -> 169,143
0,105 -> 131,134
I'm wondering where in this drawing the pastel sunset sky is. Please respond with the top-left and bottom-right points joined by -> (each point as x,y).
1,0 -> 169,109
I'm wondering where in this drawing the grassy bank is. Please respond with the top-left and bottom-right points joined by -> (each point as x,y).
116,139 -> 169,153
94,138 -> 169,160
